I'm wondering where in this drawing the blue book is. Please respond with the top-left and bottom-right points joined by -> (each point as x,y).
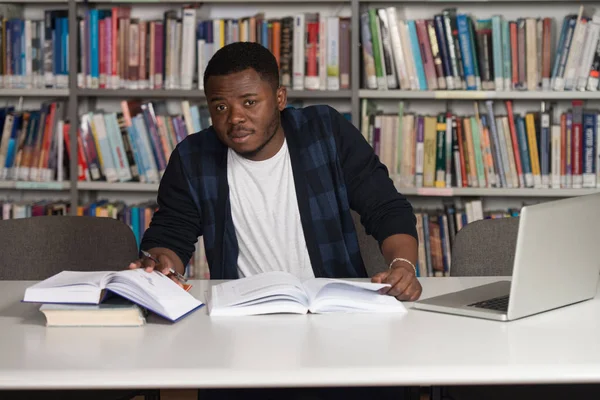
516,116 -> 533,187
407,21 -> 427,90
89,10 -> 99,87
457,14 -> 476,90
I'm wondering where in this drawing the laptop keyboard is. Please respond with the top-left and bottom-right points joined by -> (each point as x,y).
468,295 -> 509,312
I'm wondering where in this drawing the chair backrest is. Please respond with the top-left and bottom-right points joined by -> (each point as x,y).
0,216 -> 139,280
351,211 -> 386,277
450,217 -> 520,277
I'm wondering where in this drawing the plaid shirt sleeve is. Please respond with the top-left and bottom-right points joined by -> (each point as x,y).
329,107 -> 418,245
140,148 -> 203,266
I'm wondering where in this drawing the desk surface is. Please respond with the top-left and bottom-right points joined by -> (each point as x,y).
1,276 -> 600,390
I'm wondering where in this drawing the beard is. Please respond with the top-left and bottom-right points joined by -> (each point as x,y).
234,108 -> 281,159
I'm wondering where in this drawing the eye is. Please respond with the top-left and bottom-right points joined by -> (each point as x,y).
244,99 -> 256,106
215,104 -> 227,112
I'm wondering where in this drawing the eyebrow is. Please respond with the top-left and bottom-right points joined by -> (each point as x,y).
209,93 -> 259,102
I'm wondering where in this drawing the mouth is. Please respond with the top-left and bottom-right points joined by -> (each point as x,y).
229,131 -> 253,144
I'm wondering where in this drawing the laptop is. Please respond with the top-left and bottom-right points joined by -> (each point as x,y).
412,193 -> 600,321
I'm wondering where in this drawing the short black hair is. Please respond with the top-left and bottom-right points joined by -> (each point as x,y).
203,42 -> 280,91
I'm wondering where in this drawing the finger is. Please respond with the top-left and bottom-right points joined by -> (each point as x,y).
379,270 -> 402,295
156,255 -> 173,276
141,257 -> 156,272
372,271 -> 393,294
386,271 -> 412,298
128,259 -> 142,269
396,280 -> 422,301
371,270 -> 390,284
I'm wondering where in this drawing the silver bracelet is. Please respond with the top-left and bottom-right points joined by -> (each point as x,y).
389,257 -> 417,275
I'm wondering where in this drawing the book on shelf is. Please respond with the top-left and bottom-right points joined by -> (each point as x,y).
0,200 -> 70,218
0,6 -> 69,89
75,100 -> 210,184
73,101 -> 350,185
0,101 -> 68,183
364,99 -> 600,190
361,5 -> 600,92
39,296 -> 148,327
207,271 -> 407,316
23,268 -> 204,322
78,7 -> 351,92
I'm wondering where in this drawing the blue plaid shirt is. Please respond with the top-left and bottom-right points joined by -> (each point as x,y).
141,105 -> 417,279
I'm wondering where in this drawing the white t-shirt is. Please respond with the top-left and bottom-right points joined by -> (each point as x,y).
227,139 -> 315,280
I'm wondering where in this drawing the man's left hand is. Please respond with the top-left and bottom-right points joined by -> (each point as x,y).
372,264 -> 422,301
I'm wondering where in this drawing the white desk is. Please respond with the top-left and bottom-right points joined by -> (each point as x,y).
1,277 -> 600,390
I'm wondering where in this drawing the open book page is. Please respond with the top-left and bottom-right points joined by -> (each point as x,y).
23,271 -> 112,304
209,271 -> 309,316
106,269 -> 203,322
302,278 -> 407,314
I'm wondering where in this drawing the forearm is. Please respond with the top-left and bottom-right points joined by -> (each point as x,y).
331,106 -> 417,244
381,234 -> 418,272
140,210 -> 199,268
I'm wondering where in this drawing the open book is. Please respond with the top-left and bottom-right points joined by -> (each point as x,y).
23,269 -> 204,322
208,271 -> 407,316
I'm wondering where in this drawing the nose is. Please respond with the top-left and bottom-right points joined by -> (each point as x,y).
228,104 -> 246,125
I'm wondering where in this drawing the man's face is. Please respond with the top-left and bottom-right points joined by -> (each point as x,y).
205,68 -> 287,160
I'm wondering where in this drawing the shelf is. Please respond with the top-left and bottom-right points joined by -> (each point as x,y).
78,182 -> 159,192
7,0 -> 67,3
359,0 -> 596,2
0,181 -> 71,190
74,182 -> 600,197
360,90 -> 600,101
76,88 -> 351,100
396,187 -> 600,198
76,89 -> 207,99
0,89 -> 70,97
288,90 -> 352,99
78,0 -> 348,3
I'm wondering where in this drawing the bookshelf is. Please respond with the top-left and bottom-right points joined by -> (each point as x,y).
0,1 -> 597,203
0,1 -> 595,200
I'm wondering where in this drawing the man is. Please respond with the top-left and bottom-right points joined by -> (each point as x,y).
128,40 -> 419,400
130,41 -> 420,301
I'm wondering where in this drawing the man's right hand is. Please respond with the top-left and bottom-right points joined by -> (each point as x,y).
128,247 -> 184,287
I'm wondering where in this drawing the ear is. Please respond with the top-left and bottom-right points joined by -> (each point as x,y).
276,86 -> 287,111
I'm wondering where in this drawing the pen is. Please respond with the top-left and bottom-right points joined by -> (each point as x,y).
140,250 -> 188,283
